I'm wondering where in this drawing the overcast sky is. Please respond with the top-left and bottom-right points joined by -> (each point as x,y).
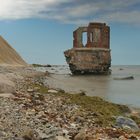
0,0 -> 140,65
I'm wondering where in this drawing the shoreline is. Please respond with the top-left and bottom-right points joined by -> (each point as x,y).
35,64 -> 140,108
0,65 -> 140,139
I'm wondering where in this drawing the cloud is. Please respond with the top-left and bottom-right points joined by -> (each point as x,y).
0,0 -> 68,19
94,11 -> 140,25
0,0 -> 140,25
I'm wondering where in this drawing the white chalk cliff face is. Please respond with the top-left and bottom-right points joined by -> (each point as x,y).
0,36 -> 27,66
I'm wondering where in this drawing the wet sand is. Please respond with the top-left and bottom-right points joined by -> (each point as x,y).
37,65 -> 140,108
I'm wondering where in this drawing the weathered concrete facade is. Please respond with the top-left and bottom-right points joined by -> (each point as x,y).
64,22 -> 111,74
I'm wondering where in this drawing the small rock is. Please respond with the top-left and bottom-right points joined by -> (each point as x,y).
45,71 -> 50,76
0,131 -> 6,137
114,76 -> 134,80
119,68 -> 124,70
70,123 -> 77,128
129,135 -> 138,140
119,135 -> 126,140
14,138 -> 25,140
34,87 -> 40,92
27,88 -> 34,93
78,91 -> 86,96
57,89 -> 65,93
74,131 -> 86,140
0,93 -> 14,98
45,64 -> 52,67
48,89 -> 58,93
62,129 -> 69,136
21,129 -> 38,140
75,116 -> 85,123
35,130 -> 48,140
56,136 -> 69,140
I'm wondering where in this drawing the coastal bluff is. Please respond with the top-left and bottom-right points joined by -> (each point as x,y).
0,36 -> 27,66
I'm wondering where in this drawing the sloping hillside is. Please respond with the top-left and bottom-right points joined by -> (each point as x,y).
0,36 -> 27,66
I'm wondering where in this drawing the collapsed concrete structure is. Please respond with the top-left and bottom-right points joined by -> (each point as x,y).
64,22 -> 111,74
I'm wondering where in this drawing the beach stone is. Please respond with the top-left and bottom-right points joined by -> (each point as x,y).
45,71 -> 50,76
78,91 -> 86,96
45,64 -> 52,67
119,68 -> 124,70
119,135 -> 126,140
48,89 -> 58,93
74,131 -> 86,140
36,130 -> 48,139
116,116 -> 139,131
57,89 -> 65,93
56,136 -> 69,140
0,83 -> 15,93
129,135 -> 138,140
70,123 -> 77,129
11,138 -> 21,140
0,93 -> 14,98
0,131 -> 7,137
62,129 -> 69,136
34,87 -> 40,92
75,116 -> 85,123
27,88 -> 34,93
113,76 -> 134,80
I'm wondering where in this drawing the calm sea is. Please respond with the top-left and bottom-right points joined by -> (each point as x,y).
37,65 -> 140,108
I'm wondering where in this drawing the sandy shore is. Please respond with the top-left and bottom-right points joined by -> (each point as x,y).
0,65 -> 140,140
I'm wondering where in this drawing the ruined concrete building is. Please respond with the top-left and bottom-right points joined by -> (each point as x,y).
64,22 -> 111,74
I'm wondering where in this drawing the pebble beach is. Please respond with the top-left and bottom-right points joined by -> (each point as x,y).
0,65 -> 140,140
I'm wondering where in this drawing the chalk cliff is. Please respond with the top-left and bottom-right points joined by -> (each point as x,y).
0,36 -> 27,66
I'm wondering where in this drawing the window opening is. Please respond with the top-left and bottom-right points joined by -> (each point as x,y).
82,32 -> 87,47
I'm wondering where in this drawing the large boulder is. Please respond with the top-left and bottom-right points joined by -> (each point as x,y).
116,116 -> 139,131
0,74 -> 15,93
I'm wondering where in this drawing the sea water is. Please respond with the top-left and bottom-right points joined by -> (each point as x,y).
37,65 -> 140,108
